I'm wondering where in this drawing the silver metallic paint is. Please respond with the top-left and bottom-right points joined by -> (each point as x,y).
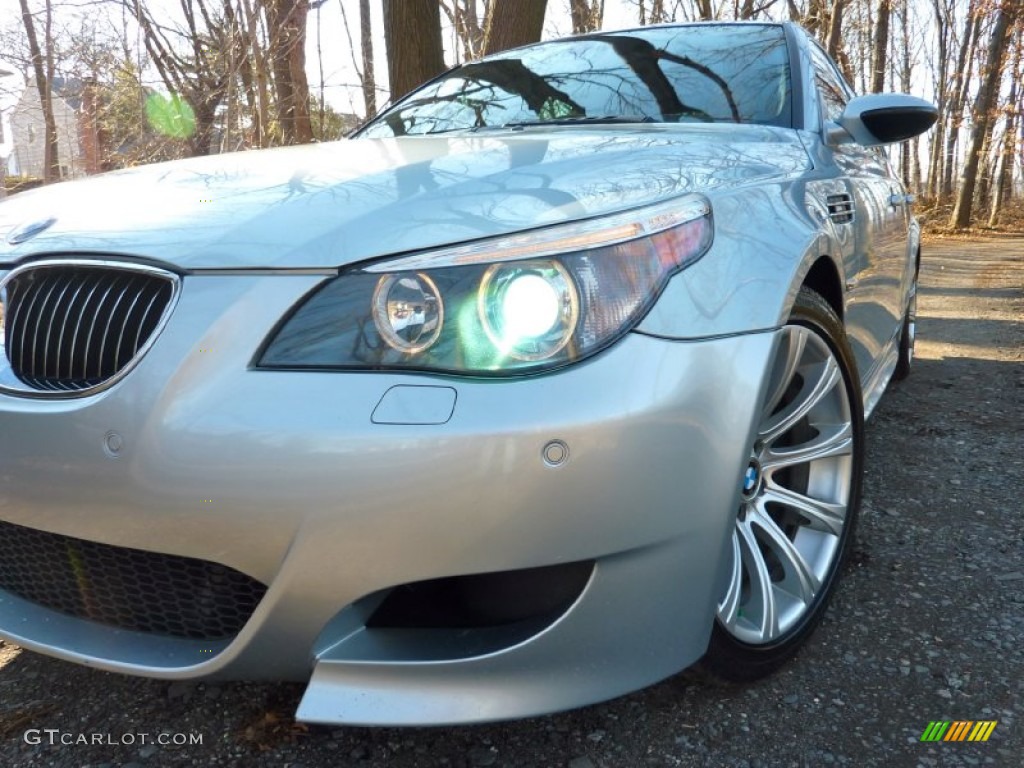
0,126 -> 808,271
0,326 -> 776,690
0,21 -> 925,726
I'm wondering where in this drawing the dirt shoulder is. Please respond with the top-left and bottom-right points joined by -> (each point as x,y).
0,236 -> 1022,768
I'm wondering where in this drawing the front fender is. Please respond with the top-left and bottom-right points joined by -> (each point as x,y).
637,182 -> 840,339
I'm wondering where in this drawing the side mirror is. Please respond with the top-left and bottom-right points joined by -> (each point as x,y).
827,94 -> 937,147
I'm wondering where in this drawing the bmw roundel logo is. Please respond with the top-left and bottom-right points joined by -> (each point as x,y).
7,217 -> 57,245
743,466 -> 758,492
741,460 -> 762,499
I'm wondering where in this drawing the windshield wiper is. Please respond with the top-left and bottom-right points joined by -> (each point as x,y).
412,115 -> 657,137
486,115 -> 658,130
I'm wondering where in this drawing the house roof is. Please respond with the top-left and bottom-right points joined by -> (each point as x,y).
17,76 -> 88,111
50,77 -> 86,110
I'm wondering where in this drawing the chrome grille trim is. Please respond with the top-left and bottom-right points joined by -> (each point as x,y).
0,259 -> 180,398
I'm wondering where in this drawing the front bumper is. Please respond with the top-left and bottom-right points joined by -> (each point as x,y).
0,273 -> 777,724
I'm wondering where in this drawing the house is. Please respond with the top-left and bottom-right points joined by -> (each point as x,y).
0,62 -> 16,195
8,76 -> 102,180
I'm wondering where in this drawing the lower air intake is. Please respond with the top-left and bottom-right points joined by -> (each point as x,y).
0,519 -> 267,640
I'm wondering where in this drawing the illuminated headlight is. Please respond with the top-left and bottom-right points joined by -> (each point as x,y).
478,261 -> 578,361
259,194 -> 712,375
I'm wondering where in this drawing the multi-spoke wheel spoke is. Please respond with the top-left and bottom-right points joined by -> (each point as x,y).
750,506 -> 820,604
759,355 -> 842,445
717,532 -> 744,627
731,517 -> 778,642
718,322 -> 856,646
762,328 -> 806,418
761,421 -> 853,471
761,484 -> 846,536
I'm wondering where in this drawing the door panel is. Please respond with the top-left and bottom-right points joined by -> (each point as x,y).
834,145 -> 905,386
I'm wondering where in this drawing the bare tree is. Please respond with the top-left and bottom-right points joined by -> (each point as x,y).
19,0 -> 60,181
926,0 -> 952,198
235,0 -> 273,148
941,0 -> 981,200
383,0 -> 445,101
483,0 -> 548,55
338,0 -> 376,117
949,1 -> 1018,229
870,0 -> 891,93
569,0 -> 604,33
439,1 -> 489,61
265,0 -> 313,144
988,30 -> 1022,225
130,0 -> 234,156
359,0 -> 376,115
825,0 -> 848,73
806,0 -> 829,33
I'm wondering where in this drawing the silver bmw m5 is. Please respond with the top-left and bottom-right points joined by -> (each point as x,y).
0,22 -> 935,725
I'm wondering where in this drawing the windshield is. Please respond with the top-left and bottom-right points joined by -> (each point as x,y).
360,24 -> 792,138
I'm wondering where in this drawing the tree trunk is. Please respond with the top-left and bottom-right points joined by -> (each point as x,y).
569,0 -> 602,33
19,0 -> 60,182
975,121 -> 999,211
188,99 -> 219,157
798,0 -> 824,33
384,0 -> 445,101
826,0 -> 847,67
898,0 -> 911,184
949,3 -> 1017,229
570,0 -> 587,32
359,0 -> 376,116
266,0 -> 313,144
988,37 -> 1022,225
239,0 -> 271,147
942,1 -> 980,200
911,136 -> 922,191
649,0 -> 667,24
987,124 -> 1015,225
871,0 -> 892,93
463,0 -> 488,57
484,0 -> 548,55
926,0 -> 949,198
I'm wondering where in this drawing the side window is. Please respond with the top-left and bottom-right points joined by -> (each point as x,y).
809,45 -> 848,124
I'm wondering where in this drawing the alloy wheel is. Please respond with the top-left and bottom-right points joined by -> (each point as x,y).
717,324 -> 856,645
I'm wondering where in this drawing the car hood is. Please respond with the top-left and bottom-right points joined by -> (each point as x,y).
0,125 -> 810,270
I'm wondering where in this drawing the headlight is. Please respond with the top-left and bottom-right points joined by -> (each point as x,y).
258,195 -> 712,375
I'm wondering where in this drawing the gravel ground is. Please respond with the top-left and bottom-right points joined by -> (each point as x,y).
1,235 -> 1021,768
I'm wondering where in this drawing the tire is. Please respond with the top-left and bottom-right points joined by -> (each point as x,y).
893,257 -> 919,381
699,287 -> 865,682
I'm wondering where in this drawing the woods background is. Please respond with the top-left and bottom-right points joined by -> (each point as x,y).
0,0 -> 1021,230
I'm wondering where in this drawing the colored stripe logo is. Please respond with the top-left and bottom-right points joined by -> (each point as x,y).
920,721 -> 997,742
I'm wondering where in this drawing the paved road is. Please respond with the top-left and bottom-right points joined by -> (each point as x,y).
1,236 -> 1021,768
